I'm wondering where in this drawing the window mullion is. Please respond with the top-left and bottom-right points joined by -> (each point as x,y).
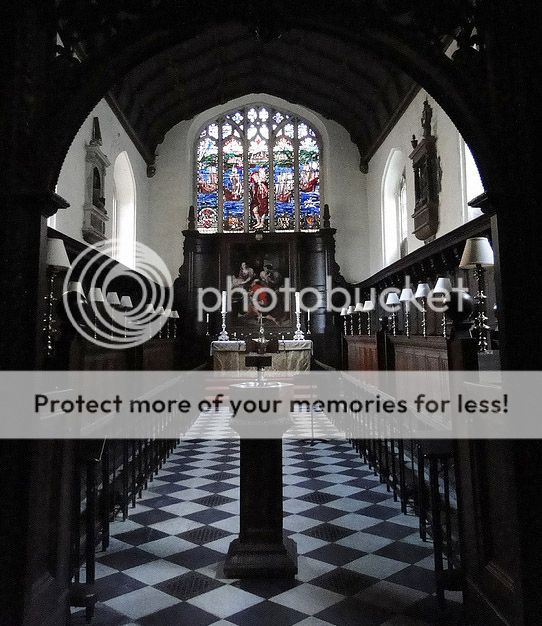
243,114 -> 249,232
294,119 -> 300,232
269,127 -> 275,232
218,120 -> 223,233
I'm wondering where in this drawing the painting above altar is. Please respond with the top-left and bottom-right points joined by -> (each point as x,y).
228,240 -> 292,329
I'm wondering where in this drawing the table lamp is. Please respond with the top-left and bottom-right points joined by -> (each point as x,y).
44,238 -> 70,358
460,236 -> 494,352
433,277 -> 453,337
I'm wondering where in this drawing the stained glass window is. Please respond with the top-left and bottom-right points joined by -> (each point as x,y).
195,106 -> 322,233
196,126 -> 219,232
222,128 -> 244,232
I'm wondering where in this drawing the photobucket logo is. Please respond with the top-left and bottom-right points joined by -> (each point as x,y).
197,274 -> 468,320
63,240 -> 173,349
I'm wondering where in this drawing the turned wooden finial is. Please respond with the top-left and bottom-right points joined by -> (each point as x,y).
322,203 -> 331,229
187,205 -> 196,230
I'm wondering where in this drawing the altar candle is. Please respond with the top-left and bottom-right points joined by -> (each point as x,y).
221,291 -> 227,313
307,308 -> 311,321
295,292 -> 301,314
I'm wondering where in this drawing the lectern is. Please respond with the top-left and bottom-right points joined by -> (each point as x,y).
224,360 -> 297,578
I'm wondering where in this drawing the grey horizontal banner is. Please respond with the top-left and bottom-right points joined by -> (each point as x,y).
0,370 -> 537,439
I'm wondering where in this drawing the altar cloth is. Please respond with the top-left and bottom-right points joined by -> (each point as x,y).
211,340 -> 312,371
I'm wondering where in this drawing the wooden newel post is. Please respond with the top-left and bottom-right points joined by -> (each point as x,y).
322,203 -> 331,229
445,291 -> 478,371
187,205 -> 196,230
377,315 -> 390,370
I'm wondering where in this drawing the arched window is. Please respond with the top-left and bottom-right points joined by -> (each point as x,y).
461,139 -> 484,221
382,149 -> 406,266
113,151 -> 136,268
398,170 -> 408,258
195,105 -> 321,233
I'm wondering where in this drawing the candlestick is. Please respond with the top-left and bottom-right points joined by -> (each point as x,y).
205,312 -> 210,336
340,308 -> 348,335
415,283 -> 430,338
170,310 -> 179,339
221,291 -> 227,314
434,277 -> 452,338
218,311 -> 229,341
385,293 -> 400,337
473,265 -> 491,352
293,310 -> 305,340
163,308 -> 172,339
362,300 -> 374,336
355,303 -> 363,334
44,238 -> 70,358
347,306 -> 355,336
43,271 -> 57,358
421,298 -> 427,337
155,305 -> 165,338
295,291 -> 301,314
399,288 -> 413,338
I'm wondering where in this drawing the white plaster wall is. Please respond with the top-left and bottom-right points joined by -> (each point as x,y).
366,89 -> 480,277
55,99 -> 151,249
149,94 -> 369,283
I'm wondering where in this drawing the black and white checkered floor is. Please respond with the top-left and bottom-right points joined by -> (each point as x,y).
72,440 -> 466,626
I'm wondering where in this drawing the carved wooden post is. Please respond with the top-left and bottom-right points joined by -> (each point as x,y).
322,203 -> 331,229
187,205 -> 196,230
445,290 -> 478,371
376,315 -> 391,370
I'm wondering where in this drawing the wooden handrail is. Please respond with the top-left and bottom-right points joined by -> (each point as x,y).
339,214 -> 491,292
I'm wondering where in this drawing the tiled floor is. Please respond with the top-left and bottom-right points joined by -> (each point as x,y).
72,440 -> 466,626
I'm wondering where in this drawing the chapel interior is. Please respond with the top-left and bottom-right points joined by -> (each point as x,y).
1,3 -> 541,626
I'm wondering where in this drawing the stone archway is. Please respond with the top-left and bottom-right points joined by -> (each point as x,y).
1,6 -> 541,625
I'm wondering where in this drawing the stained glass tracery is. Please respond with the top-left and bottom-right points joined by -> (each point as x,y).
196,131 -> 219,232
195,106 -> 321,233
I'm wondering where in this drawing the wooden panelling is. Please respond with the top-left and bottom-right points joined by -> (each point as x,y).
67,337 -> 178,371
142,339 -> 177,370
344,335 -> 378,370
388,335 -> 448,371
